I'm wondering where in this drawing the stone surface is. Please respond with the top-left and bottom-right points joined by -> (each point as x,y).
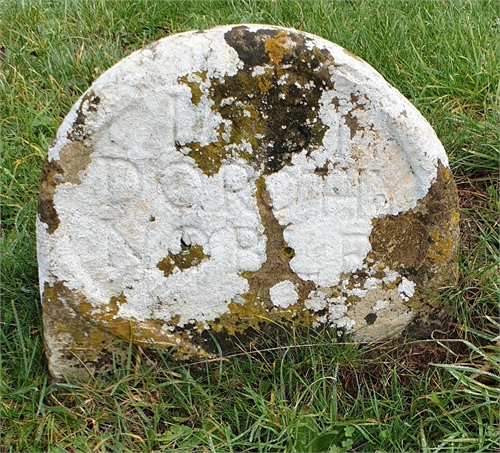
37,24 -> 459,380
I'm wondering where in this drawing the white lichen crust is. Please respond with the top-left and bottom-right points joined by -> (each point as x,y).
37,25 -> 455,376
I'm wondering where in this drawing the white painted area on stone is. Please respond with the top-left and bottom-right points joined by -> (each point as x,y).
364,278 -> 381,291
374,300 -> 390,312
398,277 -> 416,302
328,303 -> 348,321
39,152 -> 267,326
336,316 -> 356,333
265,59 -> 447,287
305,291 -> 328,312
270,281 -> 299,309
37,24 -> 450,337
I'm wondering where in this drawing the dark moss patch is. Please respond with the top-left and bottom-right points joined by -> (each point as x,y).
38,158 -> 63,233
369,162 -> 459,290
38,141 -> 93,234
344,93 -> 366,139
224,26 -> 277,66
365,313 -> 377,325
67,90 -> 100,141
178,27 -> 337,176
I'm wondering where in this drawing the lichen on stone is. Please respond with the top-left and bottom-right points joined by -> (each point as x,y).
176,27 -> 335,177
157,244 -> 210,277
37,25 -> 460,379
369,162 -> 459,293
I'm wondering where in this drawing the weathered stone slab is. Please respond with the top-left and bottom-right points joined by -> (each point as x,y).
37,24 -> 459,380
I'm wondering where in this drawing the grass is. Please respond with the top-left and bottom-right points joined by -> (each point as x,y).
1,0 -> 499,451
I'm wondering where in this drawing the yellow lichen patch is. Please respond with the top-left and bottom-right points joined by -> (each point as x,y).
178,71 -> 207,105
443,167 -> 453,182
185,142 -> 227,177
170,314 -> 181,326
426,230 -> 453,266
41,281 -> 115,363
258,76 -> 273,93
381,279 -> 400,291
264,30 -> 291,65
109,292 -> 126,311
280,243 -> 295,260
450,210 -> 460,225
210,297 -> 270,335
403,289 -> 423,310
210,293 -> 318,336
157,244 -> 210,277
157,256 -> 175,277
41,281 -> 215,377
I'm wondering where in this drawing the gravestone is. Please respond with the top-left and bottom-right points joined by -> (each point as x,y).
37,24 -> 459,380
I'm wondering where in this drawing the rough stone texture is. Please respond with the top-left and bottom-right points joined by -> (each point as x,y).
37,25 -> 459,380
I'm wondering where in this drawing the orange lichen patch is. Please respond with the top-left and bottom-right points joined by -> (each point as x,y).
157,245 -> 210,278
264,30 -> 291,65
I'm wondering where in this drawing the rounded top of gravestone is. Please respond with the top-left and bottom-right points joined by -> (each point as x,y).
37,25 -> 458,378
